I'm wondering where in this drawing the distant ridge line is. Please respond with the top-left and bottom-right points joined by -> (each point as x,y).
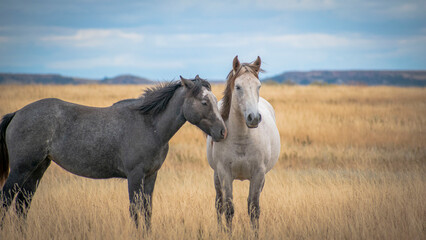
0,73 -> 154,85
263,70 -> 426,86
1,71 -> 426,86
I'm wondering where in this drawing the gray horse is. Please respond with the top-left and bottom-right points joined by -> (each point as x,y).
0,76 -> 226,230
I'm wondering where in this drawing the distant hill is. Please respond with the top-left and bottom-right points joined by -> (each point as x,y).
0,73 -> 154,85
264,71 -> 426,86
100,74 -> 152,84
0,73 -> 82,84
3,71 -> 426,86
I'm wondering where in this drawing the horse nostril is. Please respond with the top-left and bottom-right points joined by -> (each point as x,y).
258,113 -> 262,123
220,128 -> 226,138
247,113 -> 253,122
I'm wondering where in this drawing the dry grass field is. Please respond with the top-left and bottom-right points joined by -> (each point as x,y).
0,84 -> 425,239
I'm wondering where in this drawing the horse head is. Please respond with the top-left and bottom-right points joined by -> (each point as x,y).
180,75 -> 227,141
226,56 -> 263,128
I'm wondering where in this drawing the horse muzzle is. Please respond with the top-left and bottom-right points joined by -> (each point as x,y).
246,112 -> 262,128
212,127 -> 227,142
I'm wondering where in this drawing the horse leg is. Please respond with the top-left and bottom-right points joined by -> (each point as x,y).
217,169 -> 234,233
0,174 -> 19,229
128,171 -> 158,231
248,171 -> 265,234
213,171 -> 224,229
128,173 -> 143,229
1,156 -> 50,225
1,172 -> 21,218
140,172 -> 157,231
14,158 -> 51,218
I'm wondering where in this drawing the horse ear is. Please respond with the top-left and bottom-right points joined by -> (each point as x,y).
252,56 -> 261,73
233,55 -> 240,73
180,75 -> 195,89
195,74 -> 200,80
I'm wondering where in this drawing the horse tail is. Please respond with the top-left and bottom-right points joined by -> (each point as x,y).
0,112 -> 15,186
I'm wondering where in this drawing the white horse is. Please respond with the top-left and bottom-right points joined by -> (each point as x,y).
207,56 -> 280,233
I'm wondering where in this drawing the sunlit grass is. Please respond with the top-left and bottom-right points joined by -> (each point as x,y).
0,84 -> 425,239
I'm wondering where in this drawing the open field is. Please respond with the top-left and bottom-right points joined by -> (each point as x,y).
0,84 -> 425,239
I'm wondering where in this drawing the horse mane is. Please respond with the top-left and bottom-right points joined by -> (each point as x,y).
138,78 -> 211,116
220,62 -> 263,121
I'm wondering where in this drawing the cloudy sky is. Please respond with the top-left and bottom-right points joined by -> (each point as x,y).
1,0 -> 425,80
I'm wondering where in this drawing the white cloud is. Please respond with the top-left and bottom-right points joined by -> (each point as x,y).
253,0 -> 336,11
336,0 -> 426,19
252,34 -> 377,49
139,0 -> 337,12
43,30 -> 377,51
365,1 -> 425,18
47,55 -> 184,69
147,32 -> 379,50
0,36 -> 9,43
1,25 -> 387,51
42,29 -> 144,47
246,0 -> 426,19
394,35 -> 426,56
3,24 -> 425,78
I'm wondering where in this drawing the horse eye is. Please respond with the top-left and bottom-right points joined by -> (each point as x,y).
236,85 -> 241,90
202,101 -> 208,106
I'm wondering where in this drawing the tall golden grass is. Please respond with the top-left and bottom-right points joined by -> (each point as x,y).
0,84 -> 425,239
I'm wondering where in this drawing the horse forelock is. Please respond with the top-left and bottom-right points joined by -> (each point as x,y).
139,78 -> 210,116
220,63 -> 262,121
188,77 -> 211,97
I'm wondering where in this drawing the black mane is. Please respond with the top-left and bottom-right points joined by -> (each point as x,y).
138,78 -> 211,116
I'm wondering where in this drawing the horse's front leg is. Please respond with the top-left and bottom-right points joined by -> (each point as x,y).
217,167 -> 234,233
127,171 -> 158,231
141,172 -> 157,230
213,171 -> 224,229
248,171 -> 265,233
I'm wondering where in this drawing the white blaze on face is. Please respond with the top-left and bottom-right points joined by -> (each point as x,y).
202,88 -> 209,98
203,88 -> 221,117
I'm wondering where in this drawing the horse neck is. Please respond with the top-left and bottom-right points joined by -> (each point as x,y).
153,88 -> 187,144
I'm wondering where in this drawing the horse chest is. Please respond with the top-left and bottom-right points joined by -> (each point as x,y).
229,142 -> 261,180
230,158 -> 252,180
130,143 -> 168,173
212,135 -> 265,180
